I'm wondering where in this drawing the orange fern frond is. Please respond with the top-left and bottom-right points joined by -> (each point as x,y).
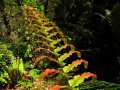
40,69 -> 69,79
33,56 -> 59,66
49,85 -> 69,90
40,69 -> 56,79
81,72 -> 97,80
72,59 -> 88,69
34,48 -> 53,53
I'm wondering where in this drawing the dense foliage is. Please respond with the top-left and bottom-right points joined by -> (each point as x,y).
0,0 -> 120,89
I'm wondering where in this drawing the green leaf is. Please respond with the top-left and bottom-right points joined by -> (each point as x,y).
58,53 -> 68,62
54,44 -> 75,53
18,58 -> 24,77
63,59 -> 88,73
3,70 -> 9,77
68,72 -> 97,87
24,44 -> 32,58
12,59 -> 18,69
68,75 -> 84,87
59,61 -> 66,66
29,69 -> 40,79
0,54 -> 3,59
18,81 -> 33,87
58,51 -> 81,62
0,77 -> 7,83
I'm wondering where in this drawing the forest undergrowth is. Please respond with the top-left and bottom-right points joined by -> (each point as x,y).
0,1 -> 120,89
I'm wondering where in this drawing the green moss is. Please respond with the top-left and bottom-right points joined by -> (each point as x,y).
77,80 -> 120,90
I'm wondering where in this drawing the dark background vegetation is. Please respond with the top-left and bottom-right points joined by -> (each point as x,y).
0,0 -> 120,89
39,0 -> 120,83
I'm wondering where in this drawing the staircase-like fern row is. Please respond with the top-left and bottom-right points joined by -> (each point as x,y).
22,6 -> 97,90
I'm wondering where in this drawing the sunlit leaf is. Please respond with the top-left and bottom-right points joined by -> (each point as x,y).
18,58 -> 24,77
50,38 -> 67,48
63,59 -> 88,73
54,44 -> 75,53
68,72 -> 97,87
58,50 -> 81,62
0,77 -> 7,84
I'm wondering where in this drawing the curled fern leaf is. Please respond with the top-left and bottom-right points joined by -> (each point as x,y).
63,59 -> 88,73
34,48 -> 53,53
31,24 -> 42,29
58,51 -> 81,62
40,69 -> 56,79
44,26 -> 59,33
40,69 -> 69,80
50,38 -> 67,48
34,48 -> 59,56
32,40 -> 50,48
33,34 -> 53,42
54,44 -> 75,53
47,31 -> 64,38
68,72 -> 97,87
33,55 -> 60,66
41,21 -> 55,26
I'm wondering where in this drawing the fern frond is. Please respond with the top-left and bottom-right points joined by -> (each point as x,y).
47,31 -> 64,39
54,44 -> 75,53
63,59 -> 88,73
33,56 -> 60,66
49,85 -> 72,90
42,21 -> 55,26
68,72 -> 97,87
58,50 -> 81,62
33,34 -> 53,42
44,26 -> 60,33
34,48 -> 53,54
31,24 -> 42,28
33,48 -> 59,56
40,69 -> 56,79
50,38 -> 67,48
22,5 -> 97,89
32,40 -> 51,48
40,69 -> 69,80
30,28 -> 49,35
